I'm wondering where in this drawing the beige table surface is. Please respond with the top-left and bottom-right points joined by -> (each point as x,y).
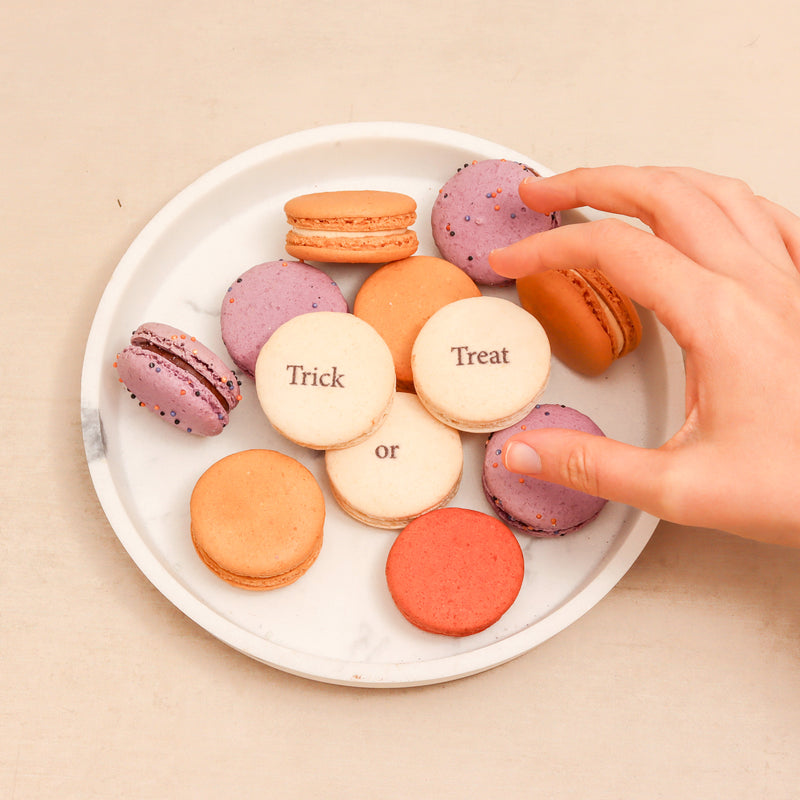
3,1 -> 800,797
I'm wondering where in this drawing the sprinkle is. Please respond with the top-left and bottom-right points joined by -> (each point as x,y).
496,187 -> 503,193
195,391 -> 200,396
180,389 -> 186,396
148,362 -> 155,368
154,405 -> 160,411
174,419 -> 180,425
536,514 -> 542,519
113,361 -> 118,368
191,337 -> 196,341
171,335 -> 178,340
281,262 -> 288,267
510,213 -> 516,219
449,231 -> 455,236
180,334 -> 186,340
229,297 -> 235,303
544,411 -> 550,415
192,349 -> 198,354
236,394 -> 242,402
467,256 -> 473,261
312,302 -> 318,308
139,402 -> 145,407
494,205 -> 501,211
445,224 -> 451,231
186,428 -> 192,433
464,215 -> 470,221
495,449 -> 501,455
155,367 -> 161,373
236,278 -> 242,283
492,462 -> 498,468
170,411 -> 176,417
521,425 -> 527,430
518,478 -> 525,484
485,193 -> 492,198
551,518 -> 557,525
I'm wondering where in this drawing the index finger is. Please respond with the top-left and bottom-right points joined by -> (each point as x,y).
517,166 -> 772,280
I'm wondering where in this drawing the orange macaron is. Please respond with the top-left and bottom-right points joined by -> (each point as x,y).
385,507 -> 524,636
284,190 -> 418,263
516,267 -> 642,376
353,255 -> 481,391
190,449 -> 325,590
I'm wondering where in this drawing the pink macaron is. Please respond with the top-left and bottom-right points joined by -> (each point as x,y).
482,404 -> 607,535
114,322 -> 241,436
431,159 -> 560,286
220,260 -> 348,376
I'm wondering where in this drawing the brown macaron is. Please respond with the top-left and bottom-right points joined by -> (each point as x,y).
284,190 -> 418,263
516,267 -> 642,376
190,449 -> 325,590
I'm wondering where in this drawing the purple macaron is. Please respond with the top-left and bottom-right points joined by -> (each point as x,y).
482,404 -> 607,536
431,159 -> 560,286
220,260 -> 348,376
114,322 -> 241,436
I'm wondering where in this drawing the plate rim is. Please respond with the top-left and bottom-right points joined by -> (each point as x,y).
81,121 -> 685,687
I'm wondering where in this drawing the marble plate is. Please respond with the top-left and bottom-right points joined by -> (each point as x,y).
81,122 -> 685,687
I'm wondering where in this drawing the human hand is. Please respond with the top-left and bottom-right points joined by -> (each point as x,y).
488,166 -> 800,546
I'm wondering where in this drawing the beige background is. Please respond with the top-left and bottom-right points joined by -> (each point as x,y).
3,1 -> 800,797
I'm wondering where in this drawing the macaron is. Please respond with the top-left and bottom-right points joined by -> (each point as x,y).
190,449 -> 325,590
516,267 -> 643,376
385,507 -> 524,637
220,260 -> 348,377
411,296 -> 550,433
113,322 -> 241,436
255,311 -> 396,450
284,190 -> 418,263
353,255 -> 481,391
483,404 -> 608,536
325,391 -> 463,529
431,159 -> 560,285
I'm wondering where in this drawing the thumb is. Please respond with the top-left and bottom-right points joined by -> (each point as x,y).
502,428 -> 672,518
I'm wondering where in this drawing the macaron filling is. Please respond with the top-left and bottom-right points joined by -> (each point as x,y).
137,342 -> 231,411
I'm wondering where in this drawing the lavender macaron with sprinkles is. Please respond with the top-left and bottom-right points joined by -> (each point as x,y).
482,404 -> 607,536
220,260 -> 348,377
431,159 -> 560,286
114,322 -> 242,436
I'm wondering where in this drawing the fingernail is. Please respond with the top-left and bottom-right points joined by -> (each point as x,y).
521,175 -> 546,185
504,441 -> 542,474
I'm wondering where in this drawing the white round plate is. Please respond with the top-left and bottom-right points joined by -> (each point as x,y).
81,122 -> 685,687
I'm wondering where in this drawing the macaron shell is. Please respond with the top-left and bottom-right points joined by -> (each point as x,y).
284,190 -> 417,228
411,296 -> 550,432
284,233 -> 418,264
115,346 -> 230,436
255,311 -> 396,450
431,159 -> 560,285
324,391 -> 463,529
190,449 -> 325,590
483,404 -> 608,535
220,260 -> 348,376
385,507 -> 524,636
353,255 -> 481,390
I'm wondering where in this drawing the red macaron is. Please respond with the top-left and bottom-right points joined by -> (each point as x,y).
385,507 -> 524,636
